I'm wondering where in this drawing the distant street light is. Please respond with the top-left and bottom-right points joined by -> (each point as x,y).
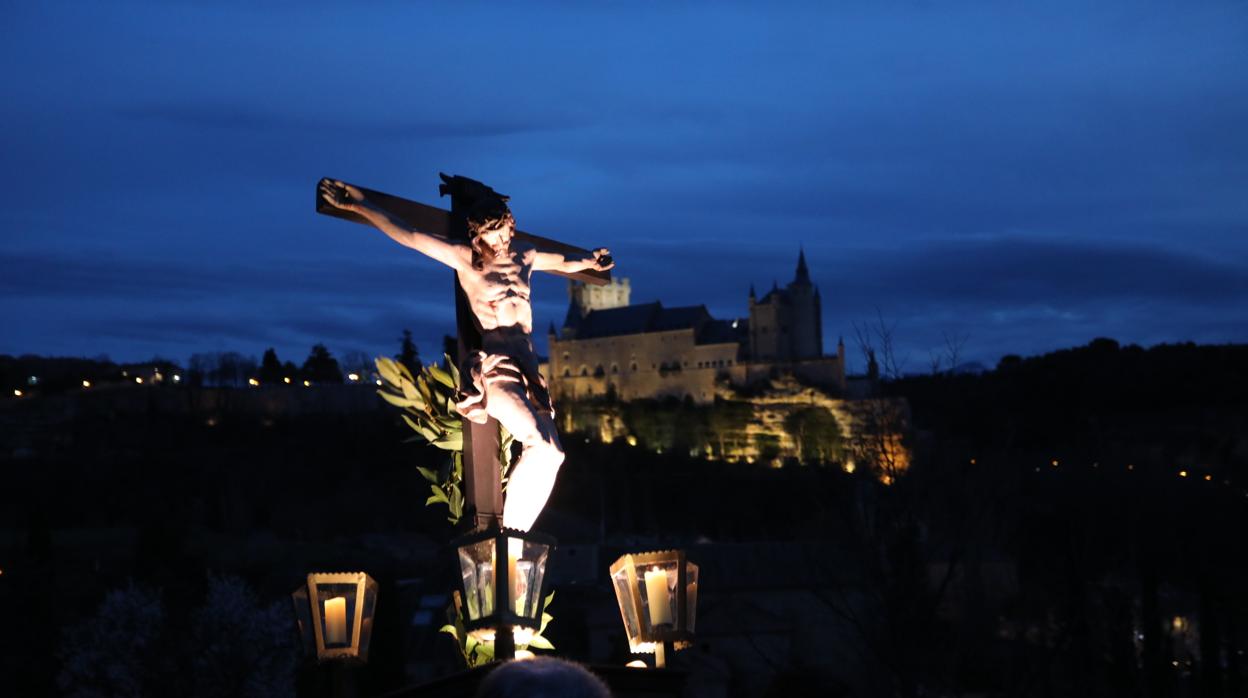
284,376 -> 292,384
609,550 -> 699,668
347,373 -> 360,382
82,380 -> 91,388
13,389 -> 22,397
135,377 -> 143,384
248,378 -> 260,387
291,572 -> 379,664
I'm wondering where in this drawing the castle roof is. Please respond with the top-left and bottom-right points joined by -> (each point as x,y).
567,302 -> 742,345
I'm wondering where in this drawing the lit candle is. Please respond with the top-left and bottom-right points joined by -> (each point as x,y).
644,568 -> 672,626
324,597 -> 347,645
508,538 -> 523,614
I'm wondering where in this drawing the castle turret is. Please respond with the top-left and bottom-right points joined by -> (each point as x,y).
794,247 -> 811,286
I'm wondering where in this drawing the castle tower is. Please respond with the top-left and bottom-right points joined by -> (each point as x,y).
568,277 -> 630,317
748,250 -> 823,362
787,248 -> 822,359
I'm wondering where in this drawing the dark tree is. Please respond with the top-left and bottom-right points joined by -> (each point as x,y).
397,329 -> 421,373
300,344 -> 343,384
258,348 -> 283,385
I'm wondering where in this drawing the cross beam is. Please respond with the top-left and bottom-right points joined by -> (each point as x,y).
314,179 -> 611,285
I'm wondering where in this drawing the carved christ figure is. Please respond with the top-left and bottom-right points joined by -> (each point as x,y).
319,179 -> 614,531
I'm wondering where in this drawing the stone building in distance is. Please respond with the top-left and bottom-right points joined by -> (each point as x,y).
547,251 -> 846,404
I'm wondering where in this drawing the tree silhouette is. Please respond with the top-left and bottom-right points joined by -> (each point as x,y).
258,348 -> 283,385
300,344 -> 343,384
397,329 -> 421,373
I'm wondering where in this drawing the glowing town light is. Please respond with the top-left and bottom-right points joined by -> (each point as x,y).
303,380 -> 311,387
1204,474 -> 1212,482
1127,464 -> 1135,471
13,389 -> 22,397
1051,460 -> 1059,467
375,379 -> 382,386
135,377 -> 144,384
347,373 -> 360,382
284,377 -> 292,384
1179,470 -> 1188,478
82,380 -> 91,388
248,378 -> 260,386
172,374 -> 181,383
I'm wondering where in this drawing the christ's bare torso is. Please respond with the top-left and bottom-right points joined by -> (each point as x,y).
460,241 -> 537,336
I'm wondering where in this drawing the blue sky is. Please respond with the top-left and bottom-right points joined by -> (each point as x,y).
3,1 -> 1246,372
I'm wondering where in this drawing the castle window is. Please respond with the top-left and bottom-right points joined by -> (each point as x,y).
631,362 -> 638,372
594,365 -> 605,377
563,368 -> 571,377
580,366 -> 589,377
562,353 -> 570,362
611,364 -> 619,374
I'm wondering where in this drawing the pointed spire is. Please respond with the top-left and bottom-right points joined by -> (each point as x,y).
794,246 -> 811,284
749,283 -> 756,300
772,279 -> 778,291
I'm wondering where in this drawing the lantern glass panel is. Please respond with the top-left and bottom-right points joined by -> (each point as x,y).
611,568 -> 641,643
517,538 -> 550,618
290,585 -> 315,656
314,582 -> 359,648
685,563 -> 699,633
356,581 -> 378,659
458,538 -> 496,621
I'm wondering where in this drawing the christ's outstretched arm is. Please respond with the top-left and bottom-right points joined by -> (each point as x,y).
319,178 -> 469,271
533,247 -> 614,274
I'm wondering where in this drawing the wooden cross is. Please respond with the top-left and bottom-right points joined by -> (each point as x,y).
315,174 -> 609,531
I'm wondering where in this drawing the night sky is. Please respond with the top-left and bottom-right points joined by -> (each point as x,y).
4,2 -> 1246,372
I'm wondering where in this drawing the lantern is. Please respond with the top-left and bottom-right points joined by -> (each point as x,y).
609,550 -> 698,668
291,572 -> 378,663
452,526 -> 554,658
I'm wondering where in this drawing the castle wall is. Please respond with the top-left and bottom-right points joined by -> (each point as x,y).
549,328 -> 739,404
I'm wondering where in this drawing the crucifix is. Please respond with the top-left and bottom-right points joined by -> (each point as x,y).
316,174 -> 613,534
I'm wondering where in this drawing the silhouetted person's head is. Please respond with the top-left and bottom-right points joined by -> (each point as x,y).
476,657 -> 612,698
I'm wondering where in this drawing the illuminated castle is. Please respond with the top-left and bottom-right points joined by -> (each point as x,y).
547,251 -> 846,404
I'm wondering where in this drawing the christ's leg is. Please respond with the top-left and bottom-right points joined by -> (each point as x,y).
483,377 -> 564,532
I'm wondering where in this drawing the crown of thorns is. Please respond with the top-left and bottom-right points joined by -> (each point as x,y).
466,197 -> 513,236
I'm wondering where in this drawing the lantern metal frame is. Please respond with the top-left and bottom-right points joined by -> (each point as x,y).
291,571 -> 378,664
609,550 -> 699,668
451,525 -> 556,659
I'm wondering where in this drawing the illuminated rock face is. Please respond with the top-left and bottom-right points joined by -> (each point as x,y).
547,251 -> 845,406
554,375 -> 910,480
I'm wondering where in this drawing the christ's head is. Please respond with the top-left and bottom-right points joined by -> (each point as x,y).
467,198 -> 515,268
